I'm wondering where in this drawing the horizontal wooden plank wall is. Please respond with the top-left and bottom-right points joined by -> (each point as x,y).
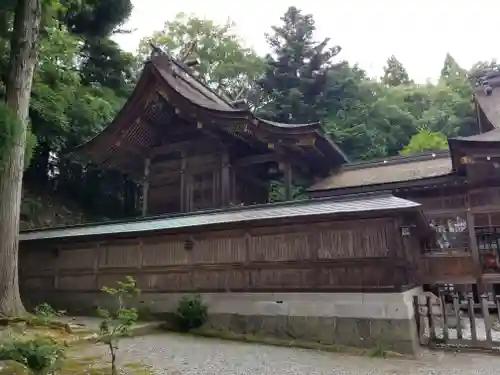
19,217 -> 414,294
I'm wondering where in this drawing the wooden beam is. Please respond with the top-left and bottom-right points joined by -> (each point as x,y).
234,153 -> 279,167
142,157 -> 151,217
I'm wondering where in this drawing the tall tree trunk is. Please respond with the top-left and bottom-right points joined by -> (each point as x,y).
0,0 -> 42,317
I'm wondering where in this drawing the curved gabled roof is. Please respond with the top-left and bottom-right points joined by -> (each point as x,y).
77,53 -> 347,178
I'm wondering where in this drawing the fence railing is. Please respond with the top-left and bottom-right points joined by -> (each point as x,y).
414,288 -> 500,350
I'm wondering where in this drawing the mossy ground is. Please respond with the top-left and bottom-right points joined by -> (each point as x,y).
0,318 -> 155,374
61,355 -> 155,375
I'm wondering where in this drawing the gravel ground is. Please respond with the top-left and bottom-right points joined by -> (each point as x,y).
78,333 -> 500,375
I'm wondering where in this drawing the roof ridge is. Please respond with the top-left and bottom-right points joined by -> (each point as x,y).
341,150 -> 450,171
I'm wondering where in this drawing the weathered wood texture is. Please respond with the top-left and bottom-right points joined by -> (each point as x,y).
147,131 -> 270,214
403,187 -> 500,284
19,217 -> 416,294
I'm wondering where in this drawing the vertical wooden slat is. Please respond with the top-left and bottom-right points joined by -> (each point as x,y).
481,294 -> 493,343
142,157 -> 151,217
426,295 -> 436,341
440,294 -> 449,342
221,152 -> 230,207
180,152 -> 186,212
94,243 -> 101,289
467,295 -> 477,342
53,247 -> 60,290
453,293 -> 463,340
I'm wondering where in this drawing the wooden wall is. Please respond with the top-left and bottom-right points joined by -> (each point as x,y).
147,133 -> 269,215
19,216 -> 416,295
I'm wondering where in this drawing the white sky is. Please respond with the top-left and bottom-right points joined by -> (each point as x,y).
113,0 -> 499,83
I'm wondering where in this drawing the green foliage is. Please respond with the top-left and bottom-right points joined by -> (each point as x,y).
33,303 -> 65,320
258,6 -> 341,123
138,12 -> 265,101
0,101 -> 36,172
0,101 -> 21,168
400,129 -> 448,155
268,181 -> 306,203
61,0 -> 133,38
0,335 -> 65,375
382,55 -> 412,86
97,276 -> 140,375
175,294 -> 208,332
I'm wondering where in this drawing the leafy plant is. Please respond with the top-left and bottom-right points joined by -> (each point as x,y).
175,294 -> 208,332
34,303 -> 65,320
97,276 -> 140,375
0,335 -> 65,375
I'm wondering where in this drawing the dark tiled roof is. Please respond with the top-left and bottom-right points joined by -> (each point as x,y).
451,128 -> 500,143
20,194 -> 420,241
475,74 -> 500,129
76,53 -> 348,177
310,151 -> 452,192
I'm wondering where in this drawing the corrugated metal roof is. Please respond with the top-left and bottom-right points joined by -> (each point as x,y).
20,194 -> 420,242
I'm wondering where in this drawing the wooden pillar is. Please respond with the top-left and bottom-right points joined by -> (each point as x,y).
141,157 -> 150,217
221,152 -> 230,207
180,152 -> 186,212
467,210 -> 481,303
284,161 -> 292,201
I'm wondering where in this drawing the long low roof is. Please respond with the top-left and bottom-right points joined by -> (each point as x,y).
20,194 -> 420,242
309,151 -> 453,192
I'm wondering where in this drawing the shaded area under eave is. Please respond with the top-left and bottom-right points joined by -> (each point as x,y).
448,128 -> 500,172
74,54 -> 348,178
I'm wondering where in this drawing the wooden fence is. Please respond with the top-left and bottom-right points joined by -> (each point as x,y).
20,216 -> 417,295
414,287 -> 500,351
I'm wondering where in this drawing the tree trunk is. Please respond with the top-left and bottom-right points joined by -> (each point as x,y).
0,0 -> 42,317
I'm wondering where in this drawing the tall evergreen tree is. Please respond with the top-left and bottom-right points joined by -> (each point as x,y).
440,53 -> 466,82
0,0 -> 43,317
258,6 -> 341,123
382,55 -> 411,87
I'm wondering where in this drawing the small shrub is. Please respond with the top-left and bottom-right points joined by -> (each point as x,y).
34,303 -> 65,320
97,276 -> 140,375
175,294 -> 208,332
0,335 -> 65,375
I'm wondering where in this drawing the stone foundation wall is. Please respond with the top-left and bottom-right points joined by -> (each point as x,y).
23,288 -> 422,355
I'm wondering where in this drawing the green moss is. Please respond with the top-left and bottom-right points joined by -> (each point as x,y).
0,360 -> 32,375
61,356 -> 155,374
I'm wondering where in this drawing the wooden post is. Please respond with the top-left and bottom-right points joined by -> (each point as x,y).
284,161 -> 292,201
221,152 -> 230,207
467,210 -> 482,302
180,152 -> 186,212
142,157 -> 150,217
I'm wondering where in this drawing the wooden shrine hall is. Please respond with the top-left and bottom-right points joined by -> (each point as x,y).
310,71 -> 500,293
17,50 -> 500,355
78,48 -> 347,216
